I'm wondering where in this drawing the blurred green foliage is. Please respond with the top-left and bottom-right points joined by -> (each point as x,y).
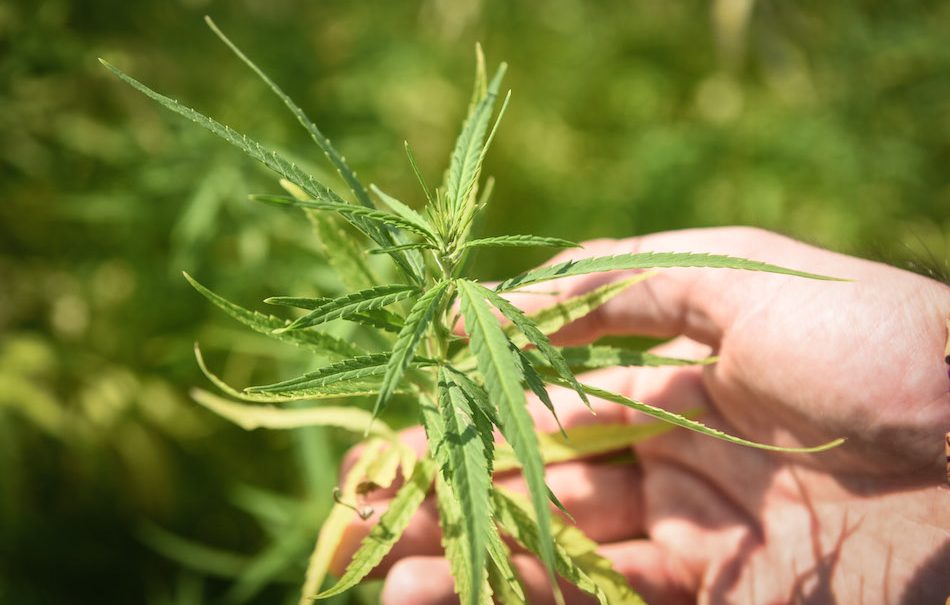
1,0 -> 947,603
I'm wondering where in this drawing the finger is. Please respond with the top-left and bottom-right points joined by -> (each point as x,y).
380,556 -> 455,605
602,540 -> 696,605
331,459 -> 643,578
489,227 -> 830,347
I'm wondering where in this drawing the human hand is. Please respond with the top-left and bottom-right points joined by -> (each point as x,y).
333,227 -> 950,604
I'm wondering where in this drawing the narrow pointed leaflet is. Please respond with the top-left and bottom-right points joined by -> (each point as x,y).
373,280 -> 451,420
496,251 -> 843,292
455,279 -> 557,582
276,284 -> 417,332
204,16 -> 423,283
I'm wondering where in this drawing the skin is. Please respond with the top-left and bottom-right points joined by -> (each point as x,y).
331,227 -> 950,604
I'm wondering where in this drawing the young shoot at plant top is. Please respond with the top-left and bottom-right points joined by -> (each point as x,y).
101,17 -> 844,605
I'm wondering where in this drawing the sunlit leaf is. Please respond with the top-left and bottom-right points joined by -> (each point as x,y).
315,457 -> 438,599
455,279 -> 556,581
492,489 -> 604,604
275,285 -> 417,332
494,420 -> 683,472
194,344 -> 384,403
190,389 -> 394,436
184,272 -> 365,360
373,280 -> 450,420
527,345 -> 718,371
474,280 -> 589,410
463,235 -> 579,250
254,195 -> 438,242
437,368 -> 492,605
204,18 -> 423,282
550,377 -> 845,453
497,252 -> 845,292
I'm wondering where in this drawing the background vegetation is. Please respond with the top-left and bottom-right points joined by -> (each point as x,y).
1,0 -> 947,603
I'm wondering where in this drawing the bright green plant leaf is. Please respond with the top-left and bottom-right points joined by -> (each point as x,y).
204,17 -> 423,283
494,420 -> 683,472
266,296 -> 406,334
434,474 -> 493,605
315,457 -> 438,599
275,285 -> 417,332
455,279 -> 557,582
190,389 -> 395,436
194,344 -> 384,403
183,272 -> 365,360
552,377 -> 845,453
369,243 -> 435,255
246,354 -> 396,394
528,345 -> 718,371
100,58 -> 425,283
403,141 -> 435,207
513,273 -> 656,343
280,179 -> 381,292
492,489 -> 605,604
548,504 -> 646,605
254,195 -> 438,243
373,280 -> 451,420
444,63 -> 506,213
436,368 -> 492,605
513,345 -> 565,435
497,252 -> 845,292
463,235 -> 579,250
370,185 -> 438,239
474,280 -> 590,410
485,521 -> 526,604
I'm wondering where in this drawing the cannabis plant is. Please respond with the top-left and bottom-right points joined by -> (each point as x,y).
101,18 -> 842,605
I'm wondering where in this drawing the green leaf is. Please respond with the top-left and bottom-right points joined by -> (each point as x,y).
280,179 -> 381,292
513,345 -> 565,435
513,273 -> 655,343
246,354 -> 395,394
442,365 -> 501,429
369,243 -> 435,255
436,368 -> 492,605
183,272 -> 365,360
497,252 -> 846,292
194,343 -> 384,403
99,58 -> 424,282
404,141 -> 435,207
529,345 -> 718,371
315,457 -> 438,599
203,18 -> 423,283
492,489 -> 605,604
444,62 -> 507,223
548,506 -> 646,605
552,377 -> 846,453
473,280 -> 590,410
494,420 -> 683,472
455,279 -> 557,582
370,184 -> 438,240
265,296 -> 405,334
254,195 -> 438,242
434,475 -> 493,605
485,523 -> 526,604
373,280 -> 451,420
463,235 -> 579,250
299,439 -> 392,604
190,389 -> 395,436
275,285 -> 417,332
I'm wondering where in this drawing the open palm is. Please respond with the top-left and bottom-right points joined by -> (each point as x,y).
334,227 -> 950,604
